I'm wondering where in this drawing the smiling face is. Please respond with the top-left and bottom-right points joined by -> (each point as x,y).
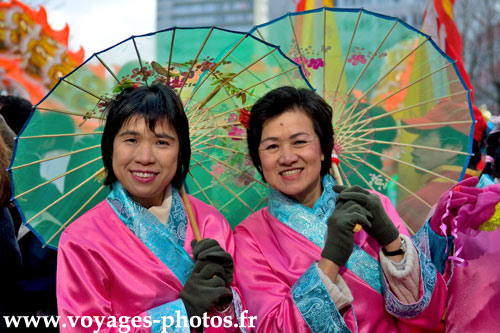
258,109 -> 324,208
112,115 -> 179,208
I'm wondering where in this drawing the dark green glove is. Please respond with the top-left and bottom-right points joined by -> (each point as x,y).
191,238 -> 234,287
322,200 -> 373,266
334,185 -> 400,246
180,260 -> 233,319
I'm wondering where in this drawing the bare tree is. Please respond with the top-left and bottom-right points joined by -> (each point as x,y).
455,0 -> 500,115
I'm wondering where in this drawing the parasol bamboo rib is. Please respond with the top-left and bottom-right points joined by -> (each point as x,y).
189,132 -> 220,146
192,150 -> 266,186
10,145 -> 101,170
337,62 -> 456,140
217,181 -> 258,211
196,67 -> 298,113
330,164 -> 343,186
187,55 -> 293,132
346,37 -> 429,116
340,158 -> 376,191
341,20 -> 399,114
254,28 -> 294,83
343,153 -> 433,210
188,48 -> 276,115
95,54 -> 120,84
332,9 -> 363,121
14,156 -> 102,199
339,141 -> 471,157
61,78 -> 106,102
343,137 -> 471,155
288,15 -> 310,78
188,66 -> 298,133
36,107 -> 105,120
180,185 -> 201,241
186,34 -> 248,105
132,37 -> 147,87
338,66 -> 458,142
340,157 -> 414,235
339,76 -> 467,142
190,121 -> 242,132
188,104 -> 253,120
166,28 -> 176,84
187,172 -> 254,196
344,120 -> 472,134
335,36 -> 430,126
43,184 -> 107,247
25,167 -> 105,225
20,132 -> 103,139
354,146 -> 458,182
323,8 -> 326,99
344,90 -> 468,130
187,169 -> 215,206
178,27 -> 214,96
338,163 -> 352,187
191,158 -> 255,212
188,179 -> 225,196
192,144 -> 248,157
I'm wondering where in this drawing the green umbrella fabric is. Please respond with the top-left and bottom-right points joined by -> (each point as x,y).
250,7 -> 474,232
9,27 -> 311,248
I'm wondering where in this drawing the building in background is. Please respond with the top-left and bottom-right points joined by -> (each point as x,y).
156,0 -> 297,32
335,0 -> 426,27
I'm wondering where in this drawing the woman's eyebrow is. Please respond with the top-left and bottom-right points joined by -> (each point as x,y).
117,130 -> 138,137
289,132 -> 311,139
154,132 -> 176,141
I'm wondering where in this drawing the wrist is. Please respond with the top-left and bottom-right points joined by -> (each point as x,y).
318,257 -> 339,281
382,237 -> 404,262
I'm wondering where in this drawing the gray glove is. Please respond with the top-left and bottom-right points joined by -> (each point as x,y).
334,185 -> 399,246
180,239 -> 233,319
191,239 -> 234,287
322,200 -> 373,266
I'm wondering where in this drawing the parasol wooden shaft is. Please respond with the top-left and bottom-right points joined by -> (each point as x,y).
180,185 -> 202,241
331,163 -> 362,233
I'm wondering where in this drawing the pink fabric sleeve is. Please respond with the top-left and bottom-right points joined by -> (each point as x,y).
234,226 -> 314,333
57,234 -> 153,332
375,192 -> 448,330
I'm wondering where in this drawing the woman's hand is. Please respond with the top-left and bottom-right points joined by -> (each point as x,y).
334,185 -> 399,246
180,239 -> 234,319
191,239 -> 234,286
322,200 -> 372,266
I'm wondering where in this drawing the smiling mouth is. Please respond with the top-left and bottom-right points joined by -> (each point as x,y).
131,171 -> 157,178
280,168 -> 302,177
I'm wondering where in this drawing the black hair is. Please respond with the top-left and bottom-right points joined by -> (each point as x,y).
101,83 -> 190,188
468,140 -> 481,170
0,95 -> 32,134
481,131 -> 500,178
247,86 -> 333,179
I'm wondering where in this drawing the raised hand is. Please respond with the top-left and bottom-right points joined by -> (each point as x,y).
322,200 -> 372,266
334,185 -> 399,246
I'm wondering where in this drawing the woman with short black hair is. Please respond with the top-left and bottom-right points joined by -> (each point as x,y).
234,86 -> 448,332
57,83 -> 247,332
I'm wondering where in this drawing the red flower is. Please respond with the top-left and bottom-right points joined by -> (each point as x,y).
239,108 -> 251,129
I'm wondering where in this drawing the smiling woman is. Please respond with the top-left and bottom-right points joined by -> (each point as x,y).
111,116 -> 180,208
234,86 -> 449,332
56,83 -> 249,332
